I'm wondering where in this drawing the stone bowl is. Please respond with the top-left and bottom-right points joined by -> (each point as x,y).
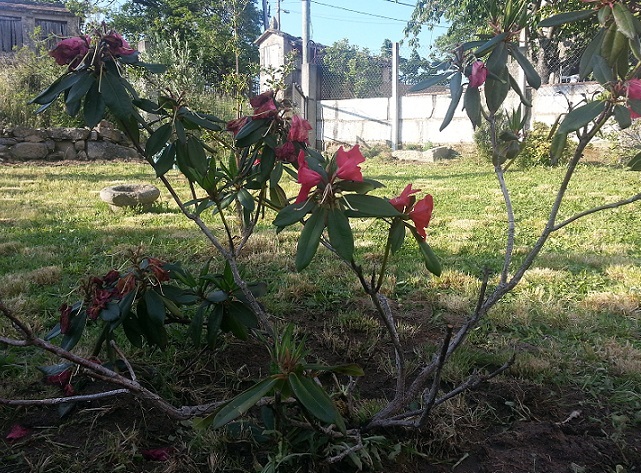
100,184 -> 160,211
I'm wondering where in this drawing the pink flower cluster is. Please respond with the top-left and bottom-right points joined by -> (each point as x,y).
468,61 -> 487,89
389,184 -> 434,240
49,32 -> 136,69
296,145 -> 365,203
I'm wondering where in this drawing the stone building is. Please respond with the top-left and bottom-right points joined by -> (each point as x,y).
0,0 -> 79,53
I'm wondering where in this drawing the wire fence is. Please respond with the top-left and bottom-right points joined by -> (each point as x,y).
316,39 -> 589,101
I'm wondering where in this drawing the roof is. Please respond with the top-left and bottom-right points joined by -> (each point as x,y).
0,0 -> 73,15
254,29 -> 302,47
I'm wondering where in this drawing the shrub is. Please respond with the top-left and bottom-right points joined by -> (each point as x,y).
517,122 -> 576,168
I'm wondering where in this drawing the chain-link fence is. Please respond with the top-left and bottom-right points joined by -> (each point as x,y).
316,37 -> 590,101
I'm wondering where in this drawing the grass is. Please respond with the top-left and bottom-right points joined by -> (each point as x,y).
1,154 -> 641,469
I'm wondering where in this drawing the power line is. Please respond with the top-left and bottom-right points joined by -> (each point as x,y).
309,0 -> 407,23
380,0 -> 416,7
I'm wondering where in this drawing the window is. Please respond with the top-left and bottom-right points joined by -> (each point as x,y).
35,19 -> 68,49
0,16 -> 23,52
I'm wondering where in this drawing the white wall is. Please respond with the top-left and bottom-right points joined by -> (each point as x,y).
317,82 -> 602,147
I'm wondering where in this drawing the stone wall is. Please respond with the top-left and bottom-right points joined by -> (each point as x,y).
0,122 -> 141,162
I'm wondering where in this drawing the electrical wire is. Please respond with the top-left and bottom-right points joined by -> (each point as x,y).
379,0 -> 416,7
309,0 -> 408,23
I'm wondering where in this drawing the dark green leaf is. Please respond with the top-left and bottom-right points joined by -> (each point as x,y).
629,99 -> 641,117
144,290 -> 166,325
65,72 -> 95,106
474,32 -> 508,57
100,67 -> 133,121
180,109 -> 223,131
558,101 -> 606,133
289,373 -> 345,433
174,119 -> 187,143
440,72 -> 463,131
208,377 -> 279,429
123,313 -> 144,348
337,178 -> 384,194
579,28 -> 605,79
295,207 -> 327,271
389,218 -> 406,254
153,143 -> 176,177
463,85 -> 481,129
485,67 -> 509,114
303,363 -> 365,376
327,208 -> 354,261
207,305 -> 223,348
83,81 -> 106,128
614,104 -> 632,130
613,3 -> 636,39
133,98 -> 163,114
273,199 -> 315,227
508,44 -> 541,89
342,194 -> 402,217
237,188 -> 255,212
99,301 -> 120,322
139,62 -> 168,73
507,74 -> 531,107
409,72 -> 453,92
412,230 -> 441,276
538,9 -> 596,28
627,150 -> 641,170
549,132 -> 568,164
61,311 -> 87,351
205,289 -> 229,303
592,55 -> 613,84
30,72 -> 80,105
226,301 -> 258,329
236,119 -> 270,148
187,305 -> 205,347
145,123 -> 173,158
186,136 -> 208,178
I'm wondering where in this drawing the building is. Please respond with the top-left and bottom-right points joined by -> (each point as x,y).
0,0 -> 79,54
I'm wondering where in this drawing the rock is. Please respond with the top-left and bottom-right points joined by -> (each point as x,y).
0,138 -> 17,146
10,142 -> 49,160
55,141 -> 77,160
74,140 -> 85,151
87,141 -> 138,160
97,121 -> 127,144
13,127 -> 47,141
100,184 -> 160,211
48,128 -> 90,141
393,146 -> 457,163
77,150 -> 88,161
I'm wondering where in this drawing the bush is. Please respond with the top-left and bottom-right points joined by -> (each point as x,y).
517,122 -> 575,167
0,46 -> 83,128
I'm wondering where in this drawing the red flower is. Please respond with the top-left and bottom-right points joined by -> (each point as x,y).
103,32 -> 136,56
288,115 -> 312,143
46,369 -> 72,387
275,141 -> 297,163
627,79 -> 641,118
295,150 -> 323,203
389,184 -> 421,212
469,60 -> 487,88
59,303 -> 72,334
49,36 -> 90,67
142,447 -> 172,461
146,258 -> 170,282
116,273 -> 136,296
6,424 -> 31,441
226,116 -> 249,136
103,269 -> 120,284
250,90 -> 278,118
409,194 -> 434,240
335,145 -> 365,181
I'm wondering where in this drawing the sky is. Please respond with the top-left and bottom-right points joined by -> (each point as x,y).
272,0 -> 448,53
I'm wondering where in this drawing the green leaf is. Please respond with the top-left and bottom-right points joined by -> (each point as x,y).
389,218 -> 406,254
508,44 -> 541,89
342,194 -> 402,217
139,62 -> 168,74
295,207 -> 327,271
122,313 -> 144,348
65,71 -> 95,106
207,305 -> 224,348
187,305 -> 205,347
579,28 -> 605,79
558,101 -> 606,133
37,363 -> 73,376
145,123 -> 173,158
209,377 -> 280,429
440,72 -> 463,131
144,290 -> 166,325
463,85 -> 481,129
337,178 -> 384,194
627,150 -> 641,170
237,188 -> 255,212
613,3 -> 636,39
273,199 -> 315,228
83,81 -> 106,128
226,301 -> 259,330
473,32 -> 508,57
99,301 -> 120,322
186,136 -> 208,178
180,109 -> 223,131
409,72 -> 453,92
327,208 -> 354,261
61,311 -> 87,351
508,74 -> 531,107
538,9 -> 596,28
485,67 -> 509,114
100,67 -> 133,121
30,72 -> 80,105
549,132 -> 568,164
289,373 -> 345,433
236,119 -> 270,148
629,99 -> 641,117
592,55 -> 613,84
153,142 -> 176,177
411,230 -> 441,276
614,104 -> 632,130
133,98 -> 163,114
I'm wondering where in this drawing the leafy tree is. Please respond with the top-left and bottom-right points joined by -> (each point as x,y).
109,0 -> 261,88
320,39 -> 385,99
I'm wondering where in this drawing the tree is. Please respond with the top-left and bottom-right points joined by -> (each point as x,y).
109,0 -> 262,88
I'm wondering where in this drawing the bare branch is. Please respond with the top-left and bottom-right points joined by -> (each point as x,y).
418,325 -> 453,427
495,165 -> 515,285
0,390 -> 130,407
110,340 -> 137,382
552,193 -> 641,232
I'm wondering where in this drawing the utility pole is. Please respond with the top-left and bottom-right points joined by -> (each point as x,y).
302,0 -> 310,64
276,0 -> 281,30
300,0 -> 317,146
262,0 -> 269,30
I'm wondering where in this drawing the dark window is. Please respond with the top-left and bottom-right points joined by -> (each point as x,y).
35,19 -> 68,49
0,16 -> 23,52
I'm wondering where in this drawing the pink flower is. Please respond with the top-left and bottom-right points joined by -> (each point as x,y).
469,61 -> 487,88
226,116 -> 249,136
116,273 -> 136,296
389,184 -> 421,212
146,258 -> 170,282
6,424 -> 31,441
250,90 -> 278,118
142,447 -> 172,461
295,150 -> 323,203
275,141 -> 297,163
335,145 -> 365,181
49,36 -> 90,67
45,369 -> 72,387
59,303 -> 72,334
288,115 -> 312,143
409,195 -> 434,240
627,79 -> 641,118
103,32 -> 136,56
